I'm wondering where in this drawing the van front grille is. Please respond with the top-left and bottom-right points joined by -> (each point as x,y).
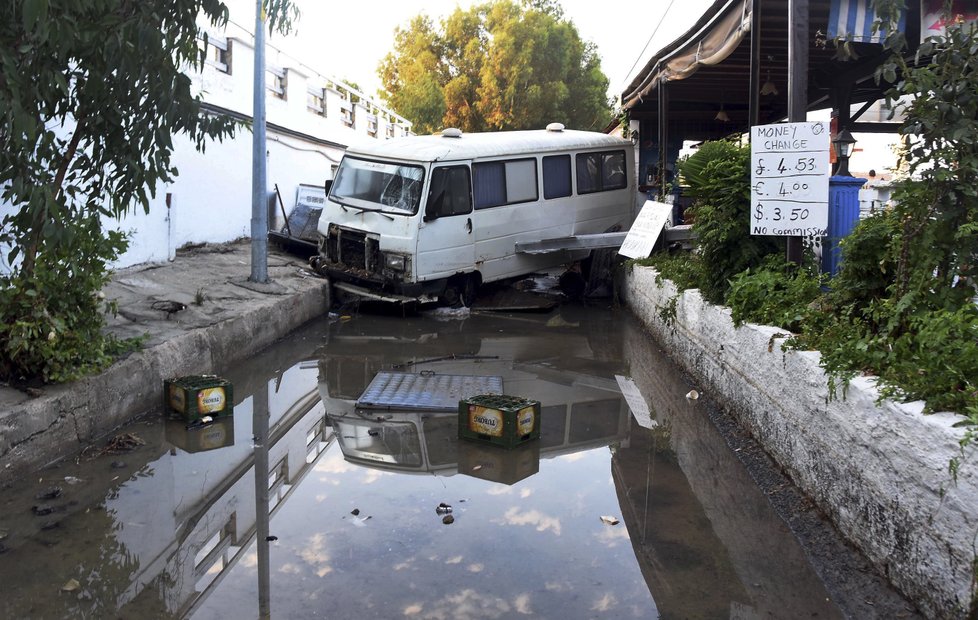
327,226 -> 379,274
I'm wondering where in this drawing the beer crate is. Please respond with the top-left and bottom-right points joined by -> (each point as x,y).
164,375 -> 233,422
458,394 -> 540,448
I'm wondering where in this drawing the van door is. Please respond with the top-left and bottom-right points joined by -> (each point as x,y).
416,165 -> 475,281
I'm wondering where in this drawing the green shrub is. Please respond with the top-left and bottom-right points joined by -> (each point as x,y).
727,257 -> 825,332
677,139 -> 783,304
0,217 -> 142,384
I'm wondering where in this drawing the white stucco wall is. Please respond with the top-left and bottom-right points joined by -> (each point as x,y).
623,265 -> 978,619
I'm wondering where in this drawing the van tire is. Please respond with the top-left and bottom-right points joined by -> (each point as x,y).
442,274 -> 478,308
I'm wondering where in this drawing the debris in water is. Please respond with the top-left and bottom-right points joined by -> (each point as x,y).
110,461 -> 127,470
266,535 -> 278,542
63,476 -> 83,485
35,486 -> 63,501
102,433 -> 145,454
472,465 -> 483,471
351,508 -> 361,516
200,416 -> 213,424
442,515 -> 455,525
435,502 -> 452,515
61,579 -> 80,593
686,390 -> 699,400
32,505 -> 56,517
599,515 -> 620,526
350,515 -> 372,527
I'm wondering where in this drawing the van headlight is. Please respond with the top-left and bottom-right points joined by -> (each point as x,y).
384,253 -> 407,271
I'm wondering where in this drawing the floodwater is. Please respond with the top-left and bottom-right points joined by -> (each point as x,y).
0,303 -> 910,619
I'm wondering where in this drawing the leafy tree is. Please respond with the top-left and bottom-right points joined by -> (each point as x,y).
379,0 -> 612,134
0,0 -> 297,384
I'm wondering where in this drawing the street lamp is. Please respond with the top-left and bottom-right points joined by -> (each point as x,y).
833,128 -> 856,176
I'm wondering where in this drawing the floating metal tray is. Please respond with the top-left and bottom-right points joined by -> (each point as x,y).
357,371 -> 503,412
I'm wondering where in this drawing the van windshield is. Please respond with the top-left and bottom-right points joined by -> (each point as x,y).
330,157 -> 425,215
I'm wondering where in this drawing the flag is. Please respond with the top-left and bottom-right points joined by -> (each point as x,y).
828,0 -> 906,43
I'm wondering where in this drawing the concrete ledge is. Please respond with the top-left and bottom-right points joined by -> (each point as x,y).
623,265 -> 978,619
0,277 -> 329,485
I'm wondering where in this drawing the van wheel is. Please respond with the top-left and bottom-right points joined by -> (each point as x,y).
441,274 -> 478,308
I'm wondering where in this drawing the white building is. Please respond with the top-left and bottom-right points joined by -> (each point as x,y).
2,19 -> 413,272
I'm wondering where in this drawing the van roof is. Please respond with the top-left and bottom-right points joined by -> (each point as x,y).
344,129 -> 631,163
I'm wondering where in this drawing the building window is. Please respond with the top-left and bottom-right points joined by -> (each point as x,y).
472,159 -> 538,209
542,155 -> 572,199
576,150 -> 626,194
340,100 -> 355,128
266,66 -> 287,100
307,87 -> 326,116
198,34 -> 231,74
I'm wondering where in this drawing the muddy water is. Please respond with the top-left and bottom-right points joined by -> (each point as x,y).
0,305 -> 909,619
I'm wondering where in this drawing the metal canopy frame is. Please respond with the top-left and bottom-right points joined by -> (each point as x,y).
620,0 -> 920,144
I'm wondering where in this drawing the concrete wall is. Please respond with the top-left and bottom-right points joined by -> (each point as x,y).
622,265 -> 978,619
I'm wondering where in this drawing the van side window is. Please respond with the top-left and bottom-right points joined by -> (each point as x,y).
473,159 -> 538,209
543,155 -> 572,199
576,150 -> 627,194
425,166 -> 472,219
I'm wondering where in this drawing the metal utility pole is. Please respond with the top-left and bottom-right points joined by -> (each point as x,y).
250,0 -> 269,283
786,0 -> 809,264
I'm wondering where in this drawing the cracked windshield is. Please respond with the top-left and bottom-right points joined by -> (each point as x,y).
2,306 -> 847,619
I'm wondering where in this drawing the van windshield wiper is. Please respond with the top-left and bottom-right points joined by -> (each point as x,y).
329,197 -> 394,221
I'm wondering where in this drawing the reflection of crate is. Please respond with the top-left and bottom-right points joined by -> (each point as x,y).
165,417 -> 236,453
458,394 -> 540,448
458,438 -> 540,484
164,375 -> 233,422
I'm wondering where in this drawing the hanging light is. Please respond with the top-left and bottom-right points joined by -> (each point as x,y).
760,71 -> 779,96
714,104 -> 730,122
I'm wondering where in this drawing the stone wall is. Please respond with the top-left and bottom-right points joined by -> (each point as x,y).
623,265 -> 978,619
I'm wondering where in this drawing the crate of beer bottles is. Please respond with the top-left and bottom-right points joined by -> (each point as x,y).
458,394 -> 540,448
164,375 -> 233,422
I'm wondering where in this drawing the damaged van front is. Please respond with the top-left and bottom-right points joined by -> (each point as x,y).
309,156 -> 437,304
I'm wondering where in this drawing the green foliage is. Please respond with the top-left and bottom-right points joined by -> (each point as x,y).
677,139 -> 783,304
379,0 -> 612,133
0,0 -> 296,384
790,4 -> 978,418
727,257 -> 825,332
635,252 -> 704,293
0,216 -> 143,383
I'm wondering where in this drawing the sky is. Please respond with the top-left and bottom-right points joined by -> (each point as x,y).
223,0 -> 715,102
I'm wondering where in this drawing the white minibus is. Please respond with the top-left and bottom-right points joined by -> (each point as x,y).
310,124 -> 636,305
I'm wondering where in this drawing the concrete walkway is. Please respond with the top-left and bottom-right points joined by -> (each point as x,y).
0,241 -> 330,484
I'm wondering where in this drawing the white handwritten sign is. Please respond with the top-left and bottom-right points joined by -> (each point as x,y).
618,200 -> 672,259
615,375 -> 657,429
750,121 -> 830,237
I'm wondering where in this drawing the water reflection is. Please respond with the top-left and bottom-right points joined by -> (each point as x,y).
0,307 -> 854,619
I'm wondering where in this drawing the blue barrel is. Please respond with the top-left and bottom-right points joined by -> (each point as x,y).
822,176 -> 866,277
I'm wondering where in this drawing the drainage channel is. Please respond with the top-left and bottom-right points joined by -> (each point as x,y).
0,304 -> 918,619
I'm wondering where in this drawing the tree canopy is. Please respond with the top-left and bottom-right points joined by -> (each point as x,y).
379,0 -> 612,134
0,0 -> 296,383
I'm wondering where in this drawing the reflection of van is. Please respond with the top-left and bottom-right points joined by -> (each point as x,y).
310,125 -> 636,305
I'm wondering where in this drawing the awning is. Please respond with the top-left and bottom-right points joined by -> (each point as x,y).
623,0 -> 751,109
